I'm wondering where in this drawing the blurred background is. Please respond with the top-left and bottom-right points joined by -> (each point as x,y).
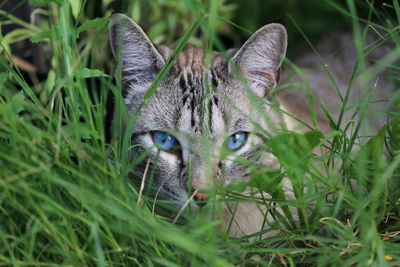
1,0 -> 396,86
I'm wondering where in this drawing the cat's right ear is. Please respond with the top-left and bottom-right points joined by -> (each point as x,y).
231,23 -> 287,98
109,14 -> 165,84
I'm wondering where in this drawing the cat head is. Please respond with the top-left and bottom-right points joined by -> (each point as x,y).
109,14 -> 287,210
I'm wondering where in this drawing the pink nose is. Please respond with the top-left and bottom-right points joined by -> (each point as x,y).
194,192 -> 208,201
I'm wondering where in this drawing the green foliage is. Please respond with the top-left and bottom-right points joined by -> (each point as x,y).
76,17 -> 109,36
73,68 -> 109,79
29,0 -> 61,6
268,130 -> 323,178
0,0 -> 399,266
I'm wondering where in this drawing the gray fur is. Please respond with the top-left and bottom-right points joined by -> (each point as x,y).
109,14 -> 285,220
109,14 -> 165,105
232,23 -> 287,97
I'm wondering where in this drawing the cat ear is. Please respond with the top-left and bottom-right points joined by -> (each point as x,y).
109,14 -> 165,85
231,23 -> 287,98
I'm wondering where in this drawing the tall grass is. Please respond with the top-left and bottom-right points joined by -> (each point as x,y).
0,0 -> 399,266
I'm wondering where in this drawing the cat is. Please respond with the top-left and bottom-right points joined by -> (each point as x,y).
108,14 -> 395,238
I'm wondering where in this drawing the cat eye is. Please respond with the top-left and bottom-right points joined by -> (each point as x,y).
226,132 -> 248,151
152,131 -> 178,151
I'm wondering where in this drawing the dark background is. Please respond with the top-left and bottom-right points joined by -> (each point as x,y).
1,0 -> 396,83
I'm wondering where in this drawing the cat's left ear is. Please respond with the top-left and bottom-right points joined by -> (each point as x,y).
231,23 -> 287,98
109,14 -> 165,86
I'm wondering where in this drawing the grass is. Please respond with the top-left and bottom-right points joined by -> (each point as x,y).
1,0 -> 400,266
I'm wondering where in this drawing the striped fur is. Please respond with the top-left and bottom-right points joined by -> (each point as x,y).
109,14 -> 287,236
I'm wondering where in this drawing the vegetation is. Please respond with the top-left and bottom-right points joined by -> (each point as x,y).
0,0 -> 399,266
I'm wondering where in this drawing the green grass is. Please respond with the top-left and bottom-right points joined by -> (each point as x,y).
1,0 -> 400,266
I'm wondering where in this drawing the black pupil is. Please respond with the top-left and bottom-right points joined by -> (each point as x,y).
233,134 -> 241,143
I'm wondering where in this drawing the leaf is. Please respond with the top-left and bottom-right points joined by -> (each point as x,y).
267,130 -> 323,189
356,125 -> 387,186
74,68 -> 109,78
302,130 -> 324,150
69,0 -> 80,19
3,29 -> 33,45
130,0 -> 141,22
223,181 -> 247,193
77,17 -> 109,34
268,130 -> 323,166
248,167 -> 283,194
11,91 -> 25,114
359,126 -> 386,164
0,72 -> 8,90
30,30 -> 52,43
148,21 -> 167,41
29,0 -> 61,6
63,122 -> 99,139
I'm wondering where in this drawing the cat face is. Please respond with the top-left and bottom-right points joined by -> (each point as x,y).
109,14 -> 287,209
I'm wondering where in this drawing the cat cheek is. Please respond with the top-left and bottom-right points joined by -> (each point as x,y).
225,140 -> 251,165
159,153 -> 180,168
140,134 -> 156,149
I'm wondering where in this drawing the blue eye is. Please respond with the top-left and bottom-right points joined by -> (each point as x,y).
153,131 -> 177,151
226,132 -> 247,151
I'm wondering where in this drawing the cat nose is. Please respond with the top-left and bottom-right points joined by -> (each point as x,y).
194,192 -> 208,201
193,191 -> 208,207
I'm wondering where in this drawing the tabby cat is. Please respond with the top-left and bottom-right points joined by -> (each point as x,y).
108,14 -> 394,237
